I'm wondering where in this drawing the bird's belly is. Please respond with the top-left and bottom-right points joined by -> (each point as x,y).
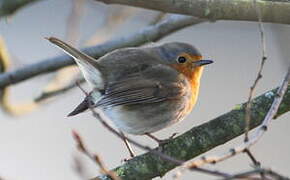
102,100 -> 191,135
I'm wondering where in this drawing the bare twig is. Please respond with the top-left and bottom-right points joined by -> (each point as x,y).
222,168 -> 290,180
243,148 -> 265,179
241,2 -> 267,179
244,0 -> 267,142
242,2 -> 267,178
119,131 -> 135,158
72,130 -> 121,180
186,66 -> 290,168
243,149 -> 260,167
73,155 -> 86,179
34,78 -> 85,102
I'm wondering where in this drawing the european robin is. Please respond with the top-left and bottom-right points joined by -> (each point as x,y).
47,37 -> 213,137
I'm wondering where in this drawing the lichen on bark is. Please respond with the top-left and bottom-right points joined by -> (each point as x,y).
93,85 -> 290,180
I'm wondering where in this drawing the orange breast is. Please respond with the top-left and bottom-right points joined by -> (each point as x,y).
170,64 -> 204,114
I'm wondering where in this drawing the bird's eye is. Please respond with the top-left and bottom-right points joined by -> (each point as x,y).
177,56 -> 187,63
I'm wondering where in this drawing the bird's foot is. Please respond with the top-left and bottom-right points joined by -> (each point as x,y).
145,133 -> 177,146
121,158 -> 131,163
120,131 -> 136,159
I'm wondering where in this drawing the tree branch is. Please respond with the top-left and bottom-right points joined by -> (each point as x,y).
96,0 -> 290,25
0,0 -> 41,18
92,85 -> 290,180
0,15 -> 204,89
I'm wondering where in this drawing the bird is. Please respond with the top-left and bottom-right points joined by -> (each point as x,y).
47,37 -> 213,141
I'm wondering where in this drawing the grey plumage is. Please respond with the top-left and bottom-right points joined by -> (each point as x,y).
47,37 -> 210,135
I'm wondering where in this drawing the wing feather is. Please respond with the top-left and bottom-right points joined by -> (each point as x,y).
96,65 -> 187,108
96,69 -> 184,107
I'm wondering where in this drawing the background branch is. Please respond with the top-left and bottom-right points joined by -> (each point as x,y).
96,0 -> 290,25
0,15 -> 204,89
225,168 -> 290,180
0,37 -> 38,115
0,0 -> 41,18
37,0 -> 85,103
93,85 -> 290,180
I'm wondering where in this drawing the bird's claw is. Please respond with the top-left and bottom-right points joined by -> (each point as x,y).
146,132 -> 178,146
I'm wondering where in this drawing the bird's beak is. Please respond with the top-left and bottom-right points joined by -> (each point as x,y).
194,60 -> 214,66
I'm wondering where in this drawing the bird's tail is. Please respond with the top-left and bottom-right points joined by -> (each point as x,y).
67,95 -> 96,116
67,98 -> 89,117
46,37 -> 104,88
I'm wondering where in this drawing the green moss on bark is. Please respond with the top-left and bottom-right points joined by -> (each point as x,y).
94,86 -> 289,180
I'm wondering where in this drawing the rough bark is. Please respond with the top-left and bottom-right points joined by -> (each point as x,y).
96,0 -> 290,24
92,85 -> 290,180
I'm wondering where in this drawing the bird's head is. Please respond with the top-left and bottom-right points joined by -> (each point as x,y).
156,42 -> 213,83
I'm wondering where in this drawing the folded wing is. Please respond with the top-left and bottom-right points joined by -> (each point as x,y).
96,65 -> 187,108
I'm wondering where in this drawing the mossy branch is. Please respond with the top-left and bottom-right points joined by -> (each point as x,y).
92,85 -> 290,180
96,0 -> 290,25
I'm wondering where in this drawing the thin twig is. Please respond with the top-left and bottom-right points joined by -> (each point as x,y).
243,2 -> 267,179
34,78 -> 85,102
222,168 -> 290,180
243,149 -> 260,167
73,155 -> 86,179
243,148 -> 265,179
72,130 -> 121,180
186,66 -> 290,168
119,131 -> 135,158
244,0 -> 267,142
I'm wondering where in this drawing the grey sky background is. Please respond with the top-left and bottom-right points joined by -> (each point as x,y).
0,0 -> 289,179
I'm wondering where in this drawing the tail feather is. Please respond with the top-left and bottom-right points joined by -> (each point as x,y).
46,37 -> 104,88
67,97 -> 90,117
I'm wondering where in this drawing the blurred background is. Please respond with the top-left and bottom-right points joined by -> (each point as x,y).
0,0 -> 289,179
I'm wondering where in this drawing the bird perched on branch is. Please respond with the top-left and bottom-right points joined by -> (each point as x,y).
47,37 -> 213,141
